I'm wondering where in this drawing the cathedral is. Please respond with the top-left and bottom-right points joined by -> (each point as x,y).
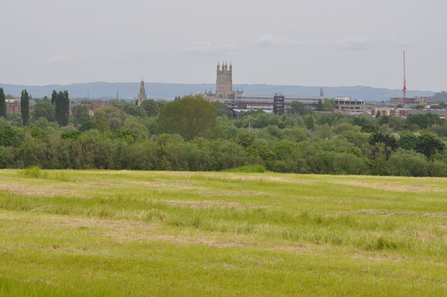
136,79 -> 147,106
202,62 -> 243,102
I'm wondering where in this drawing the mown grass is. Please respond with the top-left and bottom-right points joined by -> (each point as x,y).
1,169 -> 447,296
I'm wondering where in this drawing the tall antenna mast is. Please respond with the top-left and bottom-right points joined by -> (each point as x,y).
402,51 -> 407,99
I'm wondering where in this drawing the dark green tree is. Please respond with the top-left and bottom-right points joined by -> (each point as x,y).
141,99 -> 159,117
78,121 -> 96,131
124,104 -> 147,118
234,133 -> 255,148
369,132 -> 397,160
156,100 -> 167,110
51,90 -> 57,104
415,133 -> 445,159
0,88 -> 6,118
32,99 -> 55,122
155,95 -> 218,140
361,123 -> 378,133
212,101 -> 233,118
288,101 -> 313,115
397,133 -> 418,151
55,90 -> 69,126
21,89 -> 30,126
72,104 -> 91,126
305,115 -> 315,129
0,121 -> 20,146
316,99 -> 324,111
407,113 -> 441,129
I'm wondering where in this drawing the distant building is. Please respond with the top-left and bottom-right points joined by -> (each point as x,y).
408,109 -> 447,118
389,96 -> 428,106
136,80 -> 147,106
334,96 -> 373,114
226,93 -> 325,112
368,108 -> 447,118
6,99 -> 36,113
89,101 -> 112,110
273,94 -> 285,115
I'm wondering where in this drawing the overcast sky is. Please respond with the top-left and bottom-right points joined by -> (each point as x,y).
1,0 -> 446,91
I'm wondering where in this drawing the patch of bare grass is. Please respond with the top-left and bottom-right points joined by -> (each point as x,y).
347,209 -> 447,218
163,200 -> 250,208
0,185 -> 70,197
159,172 -> 313,184
336,180 -> 443,192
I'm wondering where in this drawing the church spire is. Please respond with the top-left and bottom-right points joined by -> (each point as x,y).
137,79 -> 147,106
140,79 -> 146,96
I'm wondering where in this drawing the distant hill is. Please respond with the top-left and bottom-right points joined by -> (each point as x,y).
0,82 -> 434,102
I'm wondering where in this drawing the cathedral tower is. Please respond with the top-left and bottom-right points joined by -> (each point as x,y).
137,79 -> 147,106
216,62 -> 233,98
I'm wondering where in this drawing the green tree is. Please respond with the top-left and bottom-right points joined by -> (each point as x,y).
0,121 -> 20,146
141,99 -> 159,117
375,110 -> 381,118
212,101 -> 233,118
78,121 -> 96,131
282,127 -> 308,143
21,89 -> 30,126
407,113 -> 441,129
0,88 -> 6,118
55,90 -> 69,126
156,99 -> 168,110
155,95 -> 218,140
316,99 -> 324,111
332,122 -> 360,135
388,149 -> 429,176
415,133 -> 445,159
397,133 -> 418,151
124,104 -> 147,118
288,101 -> 313,115
369,132 -> 397,160
72,104 -> 91,126
305,115 -> 315,130
323,99 -> 336,111
32,99 -> 55,122
51,90 -> 57,104
361,123 -> 378,133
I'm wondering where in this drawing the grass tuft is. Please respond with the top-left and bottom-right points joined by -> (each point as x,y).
20,166 -> 47,179
225,165 -> 266,173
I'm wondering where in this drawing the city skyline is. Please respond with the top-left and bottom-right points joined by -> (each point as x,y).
1,0 -> 446,92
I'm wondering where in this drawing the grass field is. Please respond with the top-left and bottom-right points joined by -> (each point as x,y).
1,168 -> 447,296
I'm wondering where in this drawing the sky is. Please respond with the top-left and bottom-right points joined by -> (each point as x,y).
1,0 -> 446,92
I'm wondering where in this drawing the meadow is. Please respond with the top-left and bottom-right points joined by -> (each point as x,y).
1,168 -> 447,296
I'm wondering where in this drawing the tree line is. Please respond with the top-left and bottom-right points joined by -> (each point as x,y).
0,89 -> 447,177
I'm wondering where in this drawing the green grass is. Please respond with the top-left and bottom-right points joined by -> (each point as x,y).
1,170 -> 447,296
